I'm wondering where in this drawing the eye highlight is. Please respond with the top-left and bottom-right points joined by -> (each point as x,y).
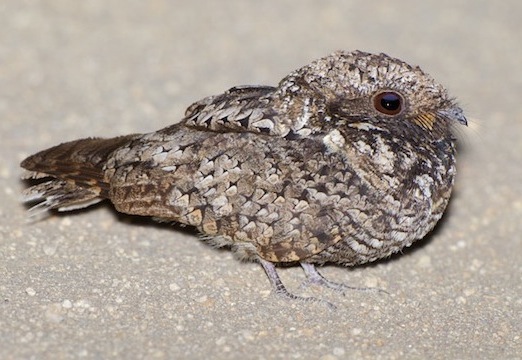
373,91 -> 403,115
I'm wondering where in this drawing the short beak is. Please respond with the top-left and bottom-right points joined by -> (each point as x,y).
438,106 -> 468,126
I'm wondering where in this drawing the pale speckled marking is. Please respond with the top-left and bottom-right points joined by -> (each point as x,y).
322,129 -> 346,153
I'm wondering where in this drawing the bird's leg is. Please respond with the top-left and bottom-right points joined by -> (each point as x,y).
300,263 -> 389,295
258,258 -> 336,309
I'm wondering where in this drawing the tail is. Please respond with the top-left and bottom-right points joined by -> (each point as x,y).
21,135 -> 137,215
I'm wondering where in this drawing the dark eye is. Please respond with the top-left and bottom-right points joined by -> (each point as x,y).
373,91 -> 403,115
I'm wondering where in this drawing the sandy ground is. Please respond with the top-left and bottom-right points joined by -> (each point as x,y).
1,1 -> 521,359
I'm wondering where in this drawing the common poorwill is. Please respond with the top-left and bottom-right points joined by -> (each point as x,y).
21,50 -> 467,303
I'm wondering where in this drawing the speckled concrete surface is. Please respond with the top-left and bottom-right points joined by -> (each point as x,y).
1,1 -> 521,359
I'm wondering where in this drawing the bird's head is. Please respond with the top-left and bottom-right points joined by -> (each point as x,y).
276,50 -> 467,141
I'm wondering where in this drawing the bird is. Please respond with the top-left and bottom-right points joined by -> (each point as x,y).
20,50 -> 467,305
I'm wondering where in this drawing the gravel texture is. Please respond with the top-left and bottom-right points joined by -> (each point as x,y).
1,1 -> 521,359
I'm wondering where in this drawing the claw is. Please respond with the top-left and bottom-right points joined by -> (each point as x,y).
300,263 -> 389,295
258,258 -> 336,309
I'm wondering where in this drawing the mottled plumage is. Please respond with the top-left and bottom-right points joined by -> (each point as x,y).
21,51 -> 467,304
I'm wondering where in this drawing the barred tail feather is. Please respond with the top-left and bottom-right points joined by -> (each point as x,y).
20,135 -> 137,216
22,179 -> 103,217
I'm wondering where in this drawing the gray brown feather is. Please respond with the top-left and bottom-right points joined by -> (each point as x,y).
21,135 -> 138,213
20,50 -> 467,298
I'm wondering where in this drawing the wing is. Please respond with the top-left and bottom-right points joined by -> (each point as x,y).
181,85 -> 284,135
105,126 -> 350,263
